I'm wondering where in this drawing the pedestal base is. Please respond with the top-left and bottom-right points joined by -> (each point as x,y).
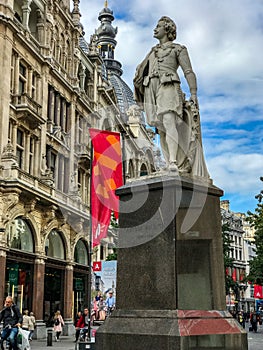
96,176 -> 248,349
95,310 -> 247,350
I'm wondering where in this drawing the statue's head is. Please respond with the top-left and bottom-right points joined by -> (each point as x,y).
158,16 -> 177,41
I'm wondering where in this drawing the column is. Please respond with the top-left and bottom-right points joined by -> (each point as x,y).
63,264 -> 74,336
24,132 -> 30,172
0,248 -> 7,303
28,67 -> 33,97
14,55 -> 20,95
32,258 -> 45,320
22,0 -> 32,30
34,137 -> 40,176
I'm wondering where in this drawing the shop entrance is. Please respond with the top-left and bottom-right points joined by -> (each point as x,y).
5,260 -> 33,312
43,266 -> 64,326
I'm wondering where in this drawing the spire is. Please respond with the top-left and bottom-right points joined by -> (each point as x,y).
71,0 -> 82,27
94,1 -> 122,76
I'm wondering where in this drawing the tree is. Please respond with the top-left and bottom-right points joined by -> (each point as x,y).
247,177 -> 263,284
222,223 -> 239,294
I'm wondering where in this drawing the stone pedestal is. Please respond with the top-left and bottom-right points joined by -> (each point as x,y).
95,175 -> 248,349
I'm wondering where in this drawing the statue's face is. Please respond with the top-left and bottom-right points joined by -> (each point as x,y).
153,20 -> 166,40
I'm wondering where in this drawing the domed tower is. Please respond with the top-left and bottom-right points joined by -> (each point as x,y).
94,1 -> 136,115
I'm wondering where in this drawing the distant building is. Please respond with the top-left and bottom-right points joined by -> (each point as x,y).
221,200 -> 255,312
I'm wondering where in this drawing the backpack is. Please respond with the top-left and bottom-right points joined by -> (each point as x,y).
252,313 -> 257,323
54,318 -> 60,326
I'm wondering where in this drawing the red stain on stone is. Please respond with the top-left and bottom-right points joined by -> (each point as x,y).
178,318 -> 241,336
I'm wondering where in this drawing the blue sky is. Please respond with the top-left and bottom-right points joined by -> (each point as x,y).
78,0 -> 263,214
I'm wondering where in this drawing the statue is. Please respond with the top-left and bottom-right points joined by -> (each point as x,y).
134,16 -> 209,177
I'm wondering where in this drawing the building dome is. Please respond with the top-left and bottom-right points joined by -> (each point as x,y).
110,73 -> 135,115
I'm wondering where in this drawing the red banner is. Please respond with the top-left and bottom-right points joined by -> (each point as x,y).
254,285 -> 263,299
89,129 -> 123,247
232,268 -> 236,282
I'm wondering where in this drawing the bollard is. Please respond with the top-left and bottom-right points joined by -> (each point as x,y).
47,328 -> 53,346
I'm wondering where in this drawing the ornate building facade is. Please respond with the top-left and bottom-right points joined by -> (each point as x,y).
0,0 -> 155,337
221,200 -> 255,312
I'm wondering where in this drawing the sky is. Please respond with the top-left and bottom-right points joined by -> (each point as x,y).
78,0 -> 263,214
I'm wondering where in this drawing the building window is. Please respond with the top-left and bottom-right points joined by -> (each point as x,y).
77,168 -> 89,203
47,85 -> 70,132
140,163 -> 148,176
29,137 -> 34,174
16,129 -> 24,168
7,218 -> 34,252
19,63 -> 27,94
45,230 -> 65,259
31,72 -> 37,100
74,240 -> 88,265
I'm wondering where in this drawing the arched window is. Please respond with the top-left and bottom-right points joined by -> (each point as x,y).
45,230 -> 65,259
74,240 -> 88,265
7,218 -> 34,252
140,163 -> 148,176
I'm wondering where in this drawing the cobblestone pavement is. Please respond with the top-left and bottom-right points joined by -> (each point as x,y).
25,323 -> 263,350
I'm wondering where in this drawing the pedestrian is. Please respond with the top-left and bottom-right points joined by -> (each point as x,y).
22,309 -> 33,333
74,311 -> 82,342
97,297 -> 106,321
53,310 -> 64,341
237,311 -> 245,328
29,312 -> 36,341
0,296 -> 23,350
105,290 -> 115,315
75,308 -> 89,341
250,310 -> 259,332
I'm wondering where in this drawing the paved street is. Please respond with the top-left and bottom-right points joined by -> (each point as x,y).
27,323 -> 262,350
246,322 -> 263,350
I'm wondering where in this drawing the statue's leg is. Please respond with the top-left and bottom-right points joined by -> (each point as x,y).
162,112 -> 179,172
158,129 -> 169,166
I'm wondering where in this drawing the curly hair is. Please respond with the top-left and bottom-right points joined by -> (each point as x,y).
158,16 -> 177,41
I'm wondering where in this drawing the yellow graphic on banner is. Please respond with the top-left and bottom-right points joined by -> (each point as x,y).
106,135 -> 121,156
95,184 -> 110,199
94,151 -> 118,170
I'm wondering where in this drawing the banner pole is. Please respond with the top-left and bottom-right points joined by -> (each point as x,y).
121,131 -> 126,185
87,140 -> 94,341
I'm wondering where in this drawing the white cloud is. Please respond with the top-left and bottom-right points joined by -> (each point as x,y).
79,0 -> 263,213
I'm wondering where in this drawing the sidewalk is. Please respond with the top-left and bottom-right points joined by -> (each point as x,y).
31,336 -> 77,350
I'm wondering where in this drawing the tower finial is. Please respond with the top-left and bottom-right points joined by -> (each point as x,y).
104,0 -> 108,7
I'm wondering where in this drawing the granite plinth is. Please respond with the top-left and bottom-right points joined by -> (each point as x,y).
96,310 -> 247,350
95,175 -> 248,349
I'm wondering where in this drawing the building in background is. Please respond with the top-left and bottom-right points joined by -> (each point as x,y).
221,200 -> 255,313
0,0 -> 156,338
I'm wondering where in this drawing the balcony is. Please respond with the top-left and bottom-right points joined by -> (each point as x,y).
11,93 -> 45,128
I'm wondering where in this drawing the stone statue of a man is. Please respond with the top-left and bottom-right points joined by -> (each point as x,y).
134,16 -> 206,175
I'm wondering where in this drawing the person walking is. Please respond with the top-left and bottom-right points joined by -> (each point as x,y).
250,310 -> 259,332
22,309 -> 33,332
0,296 -> 23,350
53,310 -> 64,341
28,312 -> 35,341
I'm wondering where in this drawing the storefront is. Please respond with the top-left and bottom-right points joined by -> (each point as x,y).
1,216 -> 91,338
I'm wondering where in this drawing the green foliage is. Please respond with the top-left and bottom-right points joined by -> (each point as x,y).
247,177 -> 263,284
222,223 -> 239,294
110,212 -> 119,228
106,248 -> 117,261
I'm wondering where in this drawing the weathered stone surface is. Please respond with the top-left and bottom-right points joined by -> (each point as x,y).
95,176 -> 248,349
